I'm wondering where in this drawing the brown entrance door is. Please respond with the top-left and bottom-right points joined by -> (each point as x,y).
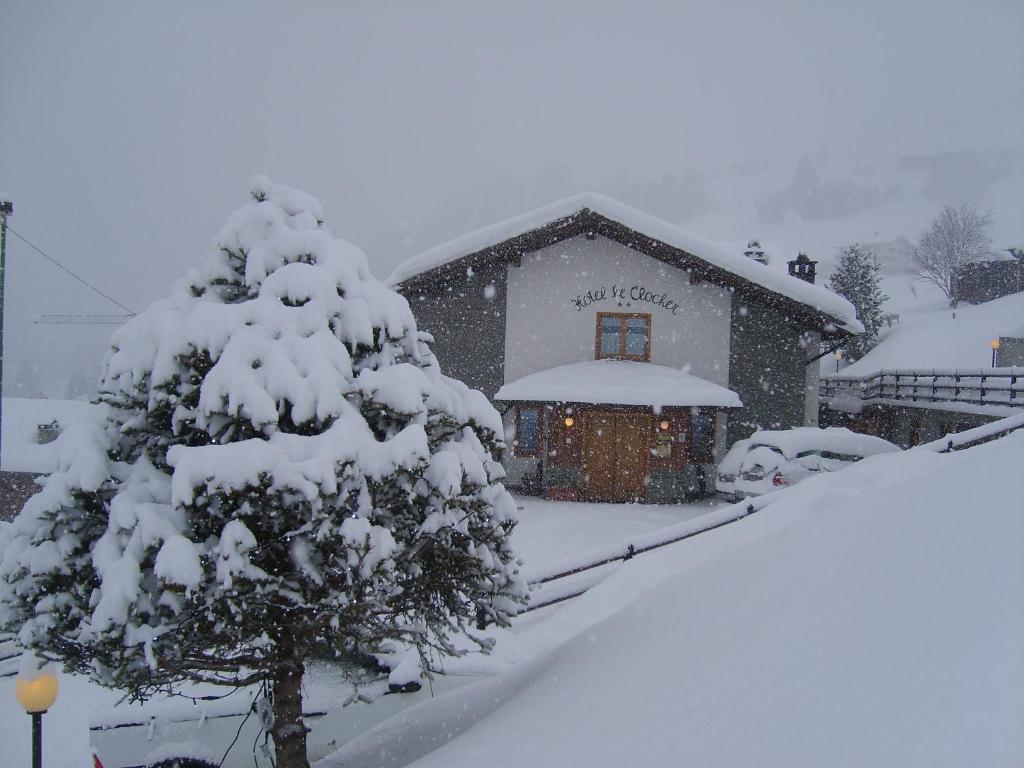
582,411 -> 652,502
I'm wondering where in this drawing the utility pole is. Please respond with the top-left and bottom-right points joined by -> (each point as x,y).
0,197 -> 11,470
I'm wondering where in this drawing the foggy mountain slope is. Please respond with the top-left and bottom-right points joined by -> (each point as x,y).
378,148 -> 1024,284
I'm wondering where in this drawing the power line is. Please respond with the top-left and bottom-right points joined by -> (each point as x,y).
7,226 -> 136,315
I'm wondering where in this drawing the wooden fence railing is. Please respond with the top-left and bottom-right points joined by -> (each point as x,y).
820,367 -> 1024,409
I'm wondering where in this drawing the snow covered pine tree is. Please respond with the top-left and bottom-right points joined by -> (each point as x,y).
827,244 -> 889,362
0,177 -> 524,768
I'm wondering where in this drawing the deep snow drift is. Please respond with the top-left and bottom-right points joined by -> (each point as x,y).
374,432 -> 1024,768
841,289 -> 1024,375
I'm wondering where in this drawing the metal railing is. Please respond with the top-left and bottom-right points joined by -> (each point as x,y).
520,499 -> 762,614
821,367 -> 1024,409
917,412 -> 1024,453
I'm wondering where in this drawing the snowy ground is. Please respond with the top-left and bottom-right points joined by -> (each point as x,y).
8,431 -> 1023,767
841,284 -> 1024,375
0,493 -> 726,768
323,429 -> 1024,767
509,495 -> 725,576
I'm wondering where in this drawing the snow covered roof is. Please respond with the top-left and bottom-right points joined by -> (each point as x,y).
965,249 -> 1019,264
387,193 -> 863,334
494,360 -> 743,408
839,290 -> 1024,377
1,397 -> 100,474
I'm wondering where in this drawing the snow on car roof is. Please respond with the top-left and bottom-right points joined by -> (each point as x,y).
748,426 -> 900,460
387,193 -> 863,334
494,359 -> 743,408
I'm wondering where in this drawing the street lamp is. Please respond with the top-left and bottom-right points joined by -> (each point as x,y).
990,338 -> 1000,368
15,663 -> 58,768
833,349 -> 843,373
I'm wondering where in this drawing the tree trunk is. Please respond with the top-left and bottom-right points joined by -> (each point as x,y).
272,641 -> 309,768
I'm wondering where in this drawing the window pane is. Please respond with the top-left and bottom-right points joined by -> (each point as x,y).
600,318 -> 621,355
625,318 -> 647,356
692,413 -> 713,458
519,408 -> 540,453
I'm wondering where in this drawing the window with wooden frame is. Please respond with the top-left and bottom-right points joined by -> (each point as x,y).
514,404 -> 541,457
595,312 -> 651,361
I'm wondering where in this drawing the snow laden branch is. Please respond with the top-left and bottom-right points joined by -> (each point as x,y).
911,203 -> 993,301
0,176 -> 525,768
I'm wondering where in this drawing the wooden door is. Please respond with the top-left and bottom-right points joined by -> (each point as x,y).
616,413 -> 651,501
582,412 -> 618,500
582,411 -> 652,502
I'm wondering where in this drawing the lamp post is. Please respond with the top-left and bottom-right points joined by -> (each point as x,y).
833,349 -> 843,373
0,198 -> 11,468
15,664 -> 58,768
990,338 -> 1000,368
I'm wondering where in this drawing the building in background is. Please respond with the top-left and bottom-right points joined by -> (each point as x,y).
951,250 -> 1024,305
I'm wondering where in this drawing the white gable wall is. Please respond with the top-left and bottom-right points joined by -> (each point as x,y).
504,234 -> 732,386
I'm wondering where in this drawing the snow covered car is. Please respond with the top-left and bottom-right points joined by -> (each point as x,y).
715,427 -> 900,499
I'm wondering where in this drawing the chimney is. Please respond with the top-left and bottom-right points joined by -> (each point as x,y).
788,252 -> 817,284
744,239 -> 767,265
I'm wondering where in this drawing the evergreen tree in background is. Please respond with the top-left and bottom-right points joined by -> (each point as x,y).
828,244 -> 889,362
0,177 -> 524,768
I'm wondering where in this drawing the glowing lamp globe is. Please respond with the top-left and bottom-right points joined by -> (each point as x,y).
16,666 -> 58,713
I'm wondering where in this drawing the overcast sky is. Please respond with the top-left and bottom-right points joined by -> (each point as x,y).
2,0 -> 1022,395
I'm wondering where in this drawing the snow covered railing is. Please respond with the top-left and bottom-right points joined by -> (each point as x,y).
916,412 -> 1024,454
821,367 -> 1024,410
521,497 -> 766,613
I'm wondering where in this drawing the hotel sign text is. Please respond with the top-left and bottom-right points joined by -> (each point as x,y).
570,284 -> 680,315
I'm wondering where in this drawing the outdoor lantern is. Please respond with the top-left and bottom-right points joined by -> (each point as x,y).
563,417 -> 575,428
16,664 -> 58,768
990,338 -> 1000,367
16,665 -> 58,714
660,420 -> 670,431
834,349 -> 843,372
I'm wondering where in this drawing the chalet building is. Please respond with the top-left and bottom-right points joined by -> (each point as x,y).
388,194 -> 861,503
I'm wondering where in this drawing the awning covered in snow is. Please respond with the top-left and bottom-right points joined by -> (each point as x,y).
494,360 -> 742,408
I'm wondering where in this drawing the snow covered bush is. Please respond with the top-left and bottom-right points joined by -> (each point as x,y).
0,177 -> 524,768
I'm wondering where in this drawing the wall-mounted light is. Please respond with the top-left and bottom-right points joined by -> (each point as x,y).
564,417 -> 575,428
660,420 -> 670,431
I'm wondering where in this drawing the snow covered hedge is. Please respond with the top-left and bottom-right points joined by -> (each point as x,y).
0,177 -> 524,767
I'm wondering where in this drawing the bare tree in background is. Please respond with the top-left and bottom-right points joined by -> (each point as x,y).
911,203 -> 993,301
